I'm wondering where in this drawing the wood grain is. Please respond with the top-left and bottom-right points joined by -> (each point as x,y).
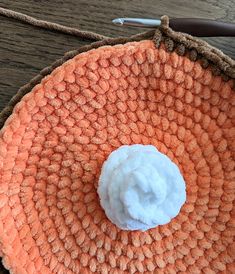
0,0 -> 234,273
0,0 -> 235,113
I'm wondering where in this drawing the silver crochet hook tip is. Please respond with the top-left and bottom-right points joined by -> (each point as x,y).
112,18 -> 124,25
112,18 -> 161,28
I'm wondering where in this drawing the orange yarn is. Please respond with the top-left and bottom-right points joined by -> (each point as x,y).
0,40 -> 234,274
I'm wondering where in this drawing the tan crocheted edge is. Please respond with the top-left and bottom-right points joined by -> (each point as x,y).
155,16 -> 235,79
0,15 -> 234,129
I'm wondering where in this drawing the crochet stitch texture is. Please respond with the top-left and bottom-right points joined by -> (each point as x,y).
0,40 -> 234,274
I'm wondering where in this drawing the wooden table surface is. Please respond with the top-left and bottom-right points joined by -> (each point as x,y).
0,0 -> 234,273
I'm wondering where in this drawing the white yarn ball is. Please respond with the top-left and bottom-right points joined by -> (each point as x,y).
98,144 -> 186,231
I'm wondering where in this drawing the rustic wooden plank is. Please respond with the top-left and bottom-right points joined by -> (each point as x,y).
0,0 -> 234,273
0,0 -> 234,113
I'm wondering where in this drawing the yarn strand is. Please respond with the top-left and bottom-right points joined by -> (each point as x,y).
0,6 -> 109,41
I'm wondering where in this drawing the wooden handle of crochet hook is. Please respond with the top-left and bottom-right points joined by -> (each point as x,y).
169,18 -> 235,37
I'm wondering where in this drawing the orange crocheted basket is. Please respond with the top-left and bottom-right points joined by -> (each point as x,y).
0,17 -> 234,274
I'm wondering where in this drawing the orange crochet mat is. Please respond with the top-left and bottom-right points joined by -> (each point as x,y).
0,40 -> 234,274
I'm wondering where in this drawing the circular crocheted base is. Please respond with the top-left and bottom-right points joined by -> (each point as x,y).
0,40 -> 234,274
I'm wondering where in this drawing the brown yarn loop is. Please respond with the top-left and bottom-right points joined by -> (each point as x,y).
160,15 -> 170,30
164,37 -> 174,52
189,49 -> 198,61
153,29 -> 162,48
176,43 -> 186,56
201,58 -> 210,68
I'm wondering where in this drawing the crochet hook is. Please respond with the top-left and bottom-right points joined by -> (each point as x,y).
112,18 -> 235,37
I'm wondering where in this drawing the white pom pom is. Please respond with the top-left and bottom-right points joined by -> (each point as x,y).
98,144 -> 186,231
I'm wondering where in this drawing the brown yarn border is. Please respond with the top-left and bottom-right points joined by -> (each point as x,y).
0,15 -> 234,129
